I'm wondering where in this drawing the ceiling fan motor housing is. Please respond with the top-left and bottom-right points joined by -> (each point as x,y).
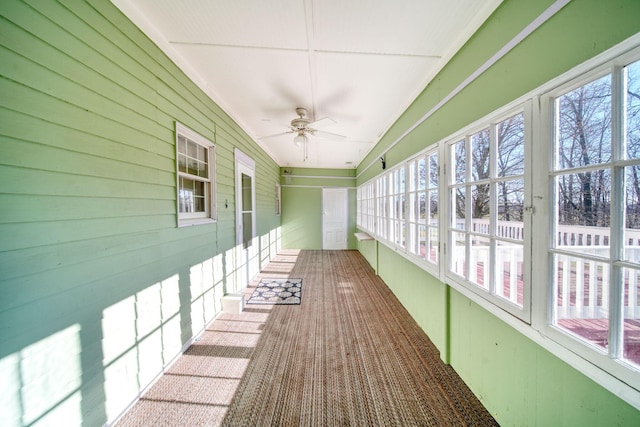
291,107 -> 310,130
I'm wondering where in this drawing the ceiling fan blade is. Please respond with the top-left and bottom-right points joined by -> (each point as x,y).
312,129 -> 347,140
308,117 -> 336,129
258,130 -> 294,140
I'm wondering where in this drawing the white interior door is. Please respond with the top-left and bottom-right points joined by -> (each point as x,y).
322,188 -> 348,250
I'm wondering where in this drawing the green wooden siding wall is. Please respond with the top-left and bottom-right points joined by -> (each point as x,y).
281,167 -> 357,250
0,0 -> 280,425
355,0 -> 640,425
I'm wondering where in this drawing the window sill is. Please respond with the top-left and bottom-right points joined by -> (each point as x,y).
178,218 -> 216,227
355,232 -> 374,241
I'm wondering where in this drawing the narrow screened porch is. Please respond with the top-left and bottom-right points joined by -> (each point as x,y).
114,250 -> 498,426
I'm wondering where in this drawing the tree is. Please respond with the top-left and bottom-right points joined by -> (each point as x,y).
557,74 -> 612,227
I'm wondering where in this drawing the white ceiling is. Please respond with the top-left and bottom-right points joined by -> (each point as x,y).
112,0 -> 502,169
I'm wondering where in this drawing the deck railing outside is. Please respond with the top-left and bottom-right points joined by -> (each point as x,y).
455,220 -> 640,319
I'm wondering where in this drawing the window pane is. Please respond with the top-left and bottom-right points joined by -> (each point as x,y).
626,60 -> 640,161
429,190 -> 437,222
408,192 -> 416,222
626,165 -> 640,264
187,139 -> 198,158
555,254 -> 609,352
496,242 -> 524,307
198,159 -> 208,178
408,222 -> 418,255
429,154 -> 438,188
242,173 -> 252,211
454,140 -> 466,184
415,224 -> 425,257
453,188 -> 465,230
471,184 -> 490,233
471,129 -> 490,182
179,177 -> 206,214
419,192 -> 426,220
178,153 -> 187,173
623,267 -> 640,367
497,179 -> 524,240
428,226 -> 438,264
556,170 -> 611,256
197,144 -> 206,162
407,160 -> 420,191
452,231 -> 466,278
497,113 -> 525,177
412,157 -> 423,191
556,74 -> 612,170
194,193 -> 205,212
470,235 -> 490,290
178,136 -> 186,154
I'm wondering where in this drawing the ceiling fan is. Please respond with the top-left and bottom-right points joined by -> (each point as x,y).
259,108 -> 346,161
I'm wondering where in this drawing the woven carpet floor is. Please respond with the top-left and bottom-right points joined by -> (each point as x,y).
116,250 -> 498,426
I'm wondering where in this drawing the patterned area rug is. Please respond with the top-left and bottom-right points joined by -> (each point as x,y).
247,278 -> 302,305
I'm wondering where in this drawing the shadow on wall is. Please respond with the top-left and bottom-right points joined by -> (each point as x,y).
0,227 -> 282,426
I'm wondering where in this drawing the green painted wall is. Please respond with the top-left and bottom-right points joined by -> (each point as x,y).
0,0 -> 280,425
282,186 -> 323,249
376,245 -> 447,355
449,290 -> 640,425
281,168 -> 357,250
353,0 -> 640,425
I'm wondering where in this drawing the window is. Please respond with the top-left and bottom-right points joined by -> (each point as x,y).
549,58 -> 640,371
388,167 -> 406,247
175,122 -> 216,226
407,152 -> 439,264
356,180 -> 375,233
275,183 -> 281,216
447,112 -> 527,315
356,148 -> 439,269
355,40 -> 640,404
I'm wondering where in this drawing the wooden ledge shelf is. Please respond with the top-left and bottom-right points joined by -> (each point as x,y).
354,232 -> 374,241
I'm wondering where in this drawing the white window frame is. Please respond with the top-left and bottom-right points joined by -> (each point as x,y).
356,146 -> 440,276
445,107 -> 532,322
355,35 -> 640,410
538,46 -> 640,393
275,183 -> 282,216
175,122 -> 216,227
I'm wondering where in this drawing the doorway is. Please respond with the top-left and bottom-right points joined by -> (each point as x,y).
235,149 -> 255,248
322,188 -> 348,250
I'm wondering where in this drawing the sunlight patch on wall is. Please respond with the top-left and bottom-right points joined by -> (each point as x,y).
190,262 -> 206,333
190,257 -> 222,333
260,234 -> 271,268
102,274 -> 181,422
0,324 -> 82,426
225,248 -> 237,293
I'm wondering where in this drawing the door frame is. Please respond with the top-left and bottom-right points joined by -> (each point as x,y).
234,149 -> 256,247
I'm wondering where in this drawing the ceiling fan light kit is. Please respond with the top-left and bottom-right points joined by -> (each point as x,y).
293,131 -> 307,147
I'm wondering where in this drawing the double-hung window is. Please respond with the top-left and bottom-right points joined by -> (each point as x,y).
447,111 -> 528,319
175,122 -> 216,226
547,55 -> 640,377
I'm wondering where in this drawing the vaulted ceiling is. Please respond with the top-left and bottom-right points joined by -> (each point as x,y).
112,0 -> 502,169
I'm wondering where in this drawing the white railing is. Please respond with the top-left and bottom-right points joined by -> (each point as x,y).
453,220 -> 640,319
467,220 -> 640,246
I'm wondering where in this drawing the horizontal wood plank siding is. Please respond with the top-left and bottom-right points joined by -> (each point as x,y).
0,1 -> 280,425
